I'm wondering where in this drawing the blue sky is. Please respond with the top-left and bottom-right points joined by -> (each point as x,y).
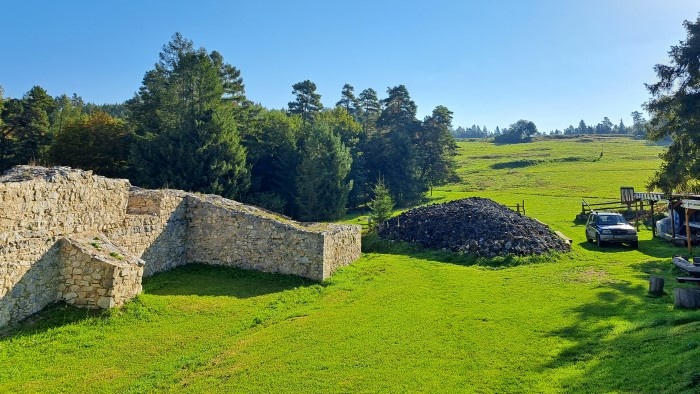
1,1 -> 697,132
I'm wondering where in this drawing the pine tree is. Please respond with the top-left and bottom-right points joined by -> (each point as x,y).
288,80 -> 323,124
369,177 -> 394,226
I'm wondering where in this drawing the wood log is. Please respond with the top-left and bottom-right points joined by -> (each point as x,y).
649,276 -> 665,296
674,288 -> 700,309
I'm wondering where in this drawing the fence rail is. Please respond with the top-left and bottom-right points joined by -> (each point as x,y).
506,200 -> 526,216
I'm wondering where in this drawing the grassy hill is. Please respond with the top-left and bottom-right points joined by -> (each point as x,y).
2,136 -> 700,393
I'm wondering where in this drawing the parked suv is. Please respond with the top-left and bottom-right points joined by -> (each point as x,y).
585,211 -> 638,248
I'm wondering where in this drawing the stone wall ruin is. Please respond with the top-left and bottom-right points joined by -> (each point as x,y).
0,166 -> 361,328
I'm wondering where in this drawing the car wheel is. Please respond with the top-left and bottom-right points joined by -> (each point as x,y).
596,234 -> 605,247
631,241 -> 638,249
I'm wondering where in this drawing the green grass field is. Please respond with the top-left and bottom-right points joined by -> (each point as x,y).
3,136 -> 700,393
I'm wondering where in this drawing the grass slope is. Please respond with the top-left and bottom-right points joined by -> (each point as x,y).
2,136 -> 700,393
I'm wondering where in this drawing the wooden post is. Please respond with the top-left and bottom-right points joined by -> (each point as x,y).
648,276 -> 664,296
675,288 -> 700,309
522,200 -> 526,216
650,200 -> 656,237
686,208 -> 693,254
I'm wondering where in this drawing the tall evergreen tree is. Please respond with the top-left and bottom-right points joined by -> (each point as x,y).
294,121 -> 352,221
418,105 -> 459,194
645,16 -> 700,193
0,86 -> 54,170
371,85 -> 425,206
368,177 -> 394,226
127,33 -> 249,198
288,80 -> 322,124
358,88 -> 381,136
336,84 -> 359,119
241,108 -> 301,214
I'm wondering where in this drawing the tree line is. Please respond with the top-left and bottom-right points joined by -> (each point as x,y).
452,112 -> 649,140
0,33 -> 458,221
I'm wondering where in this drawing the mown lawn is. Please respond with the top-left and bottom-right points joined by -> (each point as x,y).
2,136 -> 700,393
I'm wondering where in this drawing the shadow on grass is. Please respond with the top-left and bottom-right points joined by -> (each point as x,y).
143,263 -> 316,298
0,302 -> 107,340
361,233 -> 558,269
543,277 -> 700,392
577,238 -> 686,260
0,264 -> 315,341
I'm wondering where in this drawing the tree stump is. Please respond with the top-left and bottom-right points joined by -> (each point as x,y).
649,276 -> 665,296
674,288 -> 700,309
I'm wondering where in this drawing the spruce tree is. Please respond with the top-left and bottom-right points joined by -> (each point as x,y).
368,177 -> 394,226
127,33 -> 250,198
294,121 -> 352,221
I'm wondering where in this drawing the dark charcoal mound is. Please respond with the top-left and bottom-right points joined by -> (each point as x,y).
376,197 -> 570,258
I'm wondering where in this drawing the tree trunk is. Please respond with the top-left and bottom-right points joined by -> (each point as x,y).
649,276 -> 665,296
674,288 -> 700,309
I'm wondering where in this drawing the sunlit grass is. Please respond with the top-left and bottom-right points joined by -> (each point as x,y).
2,136 -> 700,393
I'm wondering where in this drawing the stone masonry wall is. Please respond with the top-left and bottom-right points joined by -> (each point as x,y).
58,235 -> 144,309
322,225 -> 363,279
105,188 -> 189,277
0,167 -> 130,328
186,195 -> 325,280
0,165 -> 362,328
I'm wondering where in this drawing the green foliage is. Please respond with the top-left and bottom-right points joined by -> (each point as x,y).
418,105 -> 459,192
494,119 -> 538,143
287,80 -> 322,124
49,111 -> 131,177
335,83 -> 359,119
294,121 -> 352,221
127,33 -> 250,198
240,108 -> 301,215
645,16 -> 700,193
0,86 -> 54,170
5,138 -> 700,393
370,85 -> 426,206
368,177 -> 394,225
357,88 -> 381,135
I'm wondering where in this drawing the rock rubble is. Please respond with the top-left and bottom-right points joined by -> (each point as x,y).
377,197 -> 570,257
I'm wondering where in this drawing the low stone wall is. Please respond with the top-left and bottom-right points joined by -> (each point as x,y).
0,167 -> 130,328
105,188 -> 189,277
0,166 -> 362,328
187,195 -> 328,280
322,225 -> 363,279
58,235 -> 144,309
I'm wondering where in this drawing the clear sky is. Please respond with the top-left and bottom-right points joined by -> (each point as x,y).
1,1 -> 698,132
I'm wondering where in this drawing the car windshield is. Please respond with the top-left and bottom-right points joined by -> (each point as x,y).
598,215 -> 626,225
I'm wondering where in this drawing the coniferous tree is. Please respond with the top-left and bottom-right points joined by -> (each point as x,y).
645,16 -> 700,193
372,85 -> 425,206
369,177 -> 394,227
128,33 -> 249,198
418,105 -> 459,194
0,86 -> 54,170
294,121 -> 352,221
288,80 -> 322,124
336,84 -> 359,119
358,88 -> 381,136
241,108 -> 301,214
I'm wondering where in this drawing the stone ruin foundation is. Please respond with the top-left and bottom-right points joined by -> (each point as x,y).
0,166 -> 361,328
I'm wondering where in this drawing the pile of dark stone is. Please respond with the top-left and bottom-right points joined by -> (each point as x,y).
376,197 -> 571,257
